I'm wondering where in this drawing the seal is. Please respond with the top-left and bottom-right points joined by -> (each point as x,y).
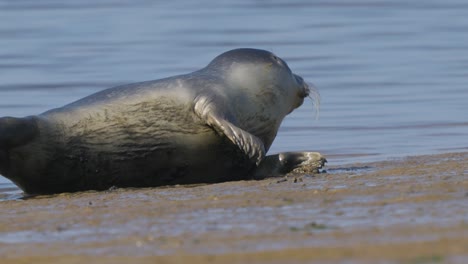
0,48 -> 325,194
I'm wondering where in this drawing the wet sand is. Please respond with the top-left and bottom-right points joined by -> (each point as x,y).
0,152 -> 467,263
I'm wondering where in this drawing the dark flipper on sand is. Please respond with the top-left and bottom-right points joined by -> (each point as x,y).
253,152 -> 327,179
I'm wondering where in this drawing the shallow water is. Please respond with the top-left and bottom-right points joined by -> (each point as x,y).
1,0 -> 468,190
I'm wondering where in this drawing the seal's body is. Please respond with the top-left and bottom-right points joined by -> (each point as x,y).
0,49 -> 325,194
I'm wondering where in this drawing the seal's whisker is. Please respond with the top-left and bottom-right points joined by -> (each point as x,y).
306,82 -> 320,120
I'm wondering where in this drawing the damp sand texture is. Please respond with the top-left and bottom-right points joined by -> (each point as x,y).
0,152 -> 467,263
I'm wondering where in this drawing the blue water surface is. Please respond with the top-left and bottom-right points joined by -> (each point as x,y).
1,0 -> 467,188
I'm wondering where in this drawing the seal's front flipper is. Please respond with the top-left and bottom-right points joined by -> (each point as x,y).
253,152 -> 326,179
0,117 -> 38,149
194,95 -> 265,165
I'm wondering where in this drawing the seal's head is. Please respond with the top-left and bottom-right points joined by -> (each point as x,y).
205,48 -> 318,117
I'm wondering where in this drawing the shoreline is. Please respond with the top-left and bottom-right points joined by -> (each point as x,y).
0,151 -> 467,263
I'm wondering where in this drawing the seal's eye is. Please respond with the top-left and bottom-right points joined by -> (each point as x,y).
272,55 -> 283,65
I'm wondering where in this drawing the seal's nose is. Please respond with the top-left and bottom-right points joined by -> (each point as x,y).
294,74 -> 309,98
303,82 -> 310,97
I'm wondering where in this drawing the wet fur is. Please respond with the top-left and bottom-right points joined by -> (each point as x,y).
0,48 -> 315,194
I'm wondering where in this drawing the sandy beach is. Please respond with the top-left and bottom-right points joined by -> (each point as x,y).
0,151 -> 466,263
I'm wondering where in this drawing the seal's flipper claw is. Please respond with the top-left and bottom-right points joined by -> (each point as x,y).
280,152 -> 326,174
194,95 -> 266,165
253,151 -> 326,178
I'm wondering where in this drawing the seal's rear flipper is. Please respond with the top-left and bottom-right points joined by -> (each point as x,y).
0,117 -> 38,149
0,116 -> 39,177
